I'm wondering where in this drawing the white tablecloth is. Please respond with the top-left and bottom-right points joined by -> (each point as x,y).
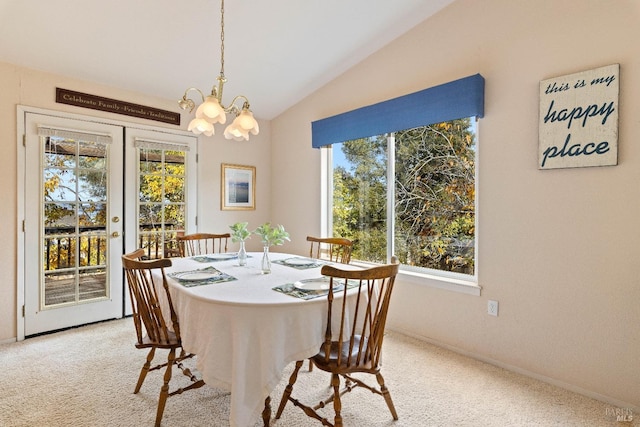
161,252 -> 358,427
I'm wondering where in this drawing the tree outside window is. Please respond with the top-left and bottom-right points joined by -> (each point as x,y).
331,117 -> 476,276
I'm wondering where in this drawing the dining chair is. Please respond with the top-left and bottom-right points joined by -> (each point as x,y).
122,248 -> 205,427
306,236 -> 354,371
177,232 -> 231,257
275,257 -> 400,427
307,236 -> 353,264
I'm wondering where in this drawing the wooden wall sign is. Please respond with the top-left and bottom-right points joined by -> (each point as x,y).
538,64 -> 619,169
56,88 -> 181,125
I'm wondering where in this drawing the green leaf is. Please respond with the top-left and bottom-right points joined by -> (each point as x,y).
230,222 -> 251,242
253,223 -> 290,247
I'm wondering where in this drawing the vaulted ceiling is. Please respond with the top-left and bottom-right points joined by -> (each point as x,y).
0,0 -> 454,120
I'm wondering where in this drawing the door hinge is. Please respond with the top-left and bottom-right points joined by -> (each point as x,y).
22,134 -> 26,147
22,220 -> 25,232
22,305 -> 25,317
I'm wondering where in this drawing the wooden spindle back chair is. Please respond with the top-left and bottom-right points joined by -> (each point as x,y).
122,248 -> 205,427
164,231 -> 185,258
306,236 -> 354,371
307,236 -> 353,264
276,257 -> 400,427
177,232 -> 231,257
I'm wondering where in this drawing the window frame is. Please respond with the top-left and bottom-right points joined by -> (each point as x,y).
322,121 -> 481,296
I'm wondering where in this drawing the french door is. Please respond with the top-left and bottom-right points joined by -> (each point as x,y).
24,113 -> 124,336
22,112 -> 197,336
123,127 -> 197,315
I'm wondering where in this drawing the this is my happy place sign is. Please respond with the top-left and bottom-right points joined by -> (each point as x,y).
538,64 -> 619,169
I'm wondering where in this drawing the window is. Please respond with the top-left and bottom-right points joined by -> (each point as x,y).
330,118 -> 476,277
313,74 -> 483,280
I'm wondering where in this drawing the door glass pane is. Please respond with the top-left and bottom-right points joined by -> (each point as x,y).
140,149 -> 163,174
79,267 -> 107,301
165,204 -> 185,230
138,147 -> 187,259
166,150 -> 185,168
165,176 -> 185,202
44,169 -> 76,201
79,202 -> 106,227
79,234 -> 106,267
139,203 -> 161,226
44,202 -> 76,227
78,170 -> 107,202
45,139 -> 76,168
44,271 -> 75,305
42,136 -> 108,308
43,235 -> 76,272
78,143 -> 106,169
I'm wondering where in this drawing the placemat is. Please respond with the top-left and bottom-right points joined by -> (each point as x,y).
273,277 -> 359,300
169,266 -> 237,287
272,257 -> 327,270
191,254 -> 240,263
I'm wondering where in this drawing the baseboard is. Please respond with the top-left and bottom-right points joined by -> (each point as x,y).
0,336 -> 17,346
387,326 -> 639,413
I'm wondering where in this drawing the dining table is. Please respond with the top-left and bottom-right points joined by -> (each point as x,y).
156,251 -> 362,427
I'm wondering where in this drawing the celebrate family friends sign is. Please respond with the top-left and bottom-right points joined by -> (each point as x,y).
538,64 -> 619,169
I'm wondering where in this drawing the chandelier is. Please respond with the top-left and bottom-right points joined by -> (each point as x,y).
178,0 -> 259,141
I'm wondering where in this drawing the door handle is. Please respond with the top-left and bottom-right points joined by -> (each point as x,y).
111,231 -> 120,238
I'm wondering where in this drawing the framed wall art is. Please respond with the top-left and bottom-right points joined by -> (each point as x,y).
221,163 -> 256,210
538,63 -> 619,170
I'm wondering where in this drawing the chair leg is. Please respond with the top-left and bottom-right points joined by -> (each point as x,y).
262,396 -> 271,427
135,347 -> 156,393
276,360 -> 304,419
376,372 -> 398,420
155,348 -> 176,427
308,359 -> 314,371
331,373 -> 343,427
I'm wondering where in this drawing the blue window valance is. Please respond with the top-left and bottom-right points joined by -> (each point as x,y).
311,73 -> 484,148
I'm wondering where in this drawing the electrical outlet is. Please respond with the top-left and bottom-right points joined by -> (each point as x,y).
488,300 -> 499,316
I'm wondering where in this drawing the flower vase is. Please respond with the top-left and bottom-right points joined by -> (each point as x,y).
261,246 -> 271,274
238,241 -> 247,266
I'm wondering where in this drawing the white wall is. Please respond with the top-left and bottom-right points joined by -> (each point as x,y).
270,0 -> 639,409
196,120 -> 272,253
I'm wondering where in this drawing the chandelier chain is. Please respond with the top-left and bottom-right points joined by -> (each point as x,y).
220,0 -> 225,77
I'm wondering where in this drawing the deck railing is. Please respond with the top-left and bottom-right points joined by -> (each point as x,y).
44,224 -> 183,270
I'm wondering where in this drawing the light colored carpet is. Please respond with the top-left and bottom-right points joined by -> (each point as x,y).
0,318 -> 630,426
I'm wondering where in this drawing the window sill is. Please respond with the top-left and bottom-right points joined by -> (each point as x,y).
349,259 -> 481,296
397,268 -> 482,296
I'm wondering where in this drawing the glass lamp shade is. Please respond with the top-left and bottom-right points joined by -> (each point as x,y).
224,123 -> 249,141
224,110 -> 259,141
188,117 -> 215,136
235,109 -> 260,135
196,95 -> 227,124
